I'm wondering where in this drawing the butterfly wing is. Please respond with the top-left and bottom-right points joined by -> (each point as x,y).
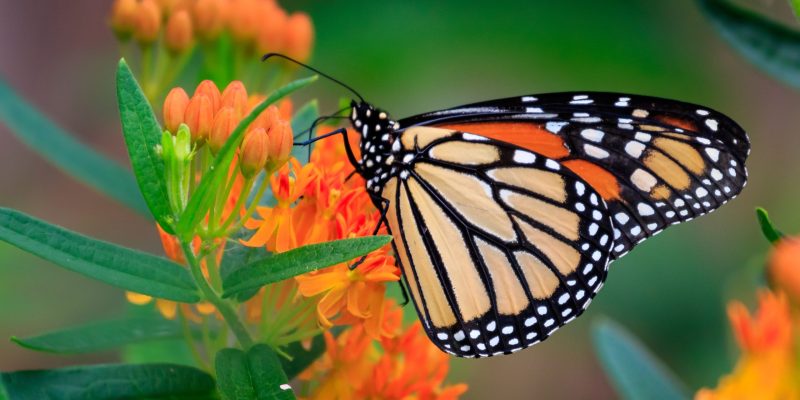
382,127 -> 613,357
398,92 -> 749,258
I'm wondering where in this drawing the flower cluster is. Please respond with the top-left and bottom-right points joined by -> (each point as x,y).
300,301 -> 469,399
110,0 -> 314,101
244,131 -> 403,338
696,234 -> 800,399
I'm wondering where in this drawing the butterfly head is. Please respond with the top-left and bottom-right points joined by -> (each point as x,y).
350,100 -> 401,196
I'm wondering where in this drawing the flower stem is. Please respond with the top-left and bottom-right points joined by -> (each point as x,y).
179,308 -> 210,371
181,241 -> 254,349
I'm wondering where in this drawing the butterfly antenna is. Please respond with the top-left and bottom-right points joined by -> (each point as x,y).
262,53 -> 365,102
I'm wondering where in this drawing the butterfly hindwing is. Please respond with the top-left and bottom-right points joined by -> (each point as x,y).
381,127 -> 614,358
398,92 -> 749,258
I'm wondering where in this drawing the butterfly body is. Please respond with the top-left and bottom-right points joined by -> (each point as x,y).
345,92 -> 749,358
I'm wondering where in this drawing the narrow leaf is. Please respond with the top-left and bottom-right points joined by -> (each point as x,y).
247,345 -> 295,399
592,319 -> 689,400
699,0 -> 800,89
116,59 -> 175,233
219,233 -> 271,302
215,345 -> 295,400
11,316 -> 183,354
0,208 -> 200,302
0,79 -> 148,215
791,0 -> 800,20
0,363 -> 215,400
756,207 -> 783,244
215,349 -> 257,400
177,76 -> 318,238
280,335 -> 325,380
222,235 -> 392,298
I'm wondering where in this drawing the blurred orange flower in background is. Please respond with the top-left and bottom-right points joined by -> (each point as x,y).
696,290 -> 800,399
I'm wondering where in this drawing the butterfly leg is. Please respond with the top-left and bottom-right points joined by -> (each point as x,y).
293,127 -> 361,173
348,198 -> 390,271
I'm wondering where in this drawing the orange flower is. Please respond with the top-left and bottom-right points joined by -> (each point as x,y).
768,237 -> 800,306
295,249 -> 399,337
302,303 -> 468,400
164,9 -> 194,54
696,290 -> 799,400
243,158 -> 318,251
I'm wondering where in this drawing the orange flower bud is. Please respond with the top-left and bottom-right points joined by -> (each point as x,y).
278,98 -> 293,120
229,0 -> 262,47
163,87 -> 190,133
267,119 -> 293,170
110,0 -> 139,40
253,104 -> 280,133
209,107 -> 238,154
285,12 -> 314,62
134,0 -> 162,45
184,95 -> 213,143
165,10 -> 194,54
156,0 -> 180,16
194,80 -> 222,113
256,6 -> 288,54
221,81 -> 249,119
193,0 -> 226,41
240,127 -> 269,177
768,237 -> 800,304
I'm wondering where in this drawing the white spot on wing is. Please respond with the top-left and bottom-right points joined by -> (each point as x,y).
513,150 -> 536,164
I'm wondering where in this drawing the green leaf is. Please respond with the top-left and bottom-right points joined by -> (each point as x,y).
0,78 -> 149,216
791,0 -> 800,20
592,319 -> 689,400
219,232 -> 271,302
11,316 -> 183,354
280,334 -> 325,380
116,59 -> 175,233
177,76 -> 318,239
0,208 -> 200,303
222,235 -> 392,298
699,0 -> 800,89
215,345 -> 295,400
756,207 -> 784,244
0,363 -> 215,399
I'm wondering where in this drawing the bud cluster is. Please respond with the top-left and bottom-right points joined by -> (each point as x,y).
110,0 -> 315,102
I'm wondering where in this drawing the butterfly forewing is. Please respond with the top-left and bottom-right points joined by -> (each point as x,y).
399,92 -> 749,258
382,127 -> 614,358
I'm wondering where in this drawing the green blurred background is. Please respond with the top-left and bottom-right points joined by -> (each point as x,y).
1,1 -> 798,398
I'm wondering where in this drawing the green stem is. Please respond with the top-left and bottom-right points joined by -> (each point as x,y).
225,173 -> 270,236
181,241 -> 254,349
179,309 -> 210,371
215,176 -> 255,235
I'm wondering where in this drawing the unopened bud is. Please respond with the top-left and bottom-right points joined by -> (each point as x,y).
110,0 -> 139,41
163,87 -> 189,133
209,107 -> 237,154
165,10 -> 194,54
194,80 -> 221,113
256,6 -> 288,54
240,128 -> 269,177
229,0 -> 262,47
253,104 -> 280,133
184,95 -> 213,144
278,98 -> 293,120
134,0 -> 162,45
221,81 -> 248,119
192,0 -> 226,41
768,237 -> 800,305
267,120 -> 293,171
285,12 -> 314,62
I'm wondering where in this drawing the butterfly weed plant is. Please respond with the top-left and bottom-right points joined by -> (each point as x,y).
0,1 -> 467,398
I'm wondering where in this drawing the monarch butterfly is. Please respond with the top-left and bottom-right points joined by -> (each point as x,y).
266,54 -> 750,358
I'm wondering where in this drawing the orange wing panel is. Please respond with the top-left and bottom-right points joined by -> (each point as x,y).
435,122 -> 571,159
